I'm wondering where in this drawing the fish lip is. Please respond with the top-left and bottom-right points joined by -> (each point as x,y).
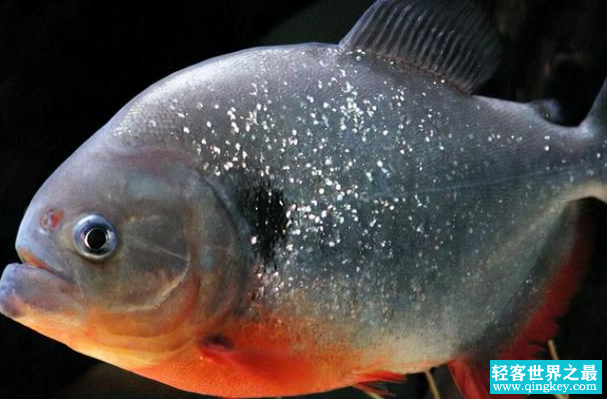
17,247 -> 53,272
15,246 -> 70,282
0,262 -> 82,321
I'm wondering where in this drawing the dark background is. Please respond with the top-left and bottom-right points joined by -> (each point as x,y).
1,0 -> 606,398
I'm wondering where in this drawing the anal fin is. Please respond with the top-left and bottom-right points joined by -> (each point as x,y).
448,357 -> 524,399
448,202 -> 596,399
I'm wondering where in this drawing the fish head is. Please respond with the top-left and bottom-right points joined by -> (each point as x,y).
0,132 -> 245,369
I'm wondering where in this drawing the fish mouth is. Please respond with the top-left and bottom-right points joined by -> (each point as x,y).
0,248 -> 76,320
17,247 -> 55,274
13,246 -> 72,283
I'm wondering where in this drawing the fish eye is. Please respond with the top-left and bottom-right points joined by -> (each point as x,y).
73,215 -> 118,260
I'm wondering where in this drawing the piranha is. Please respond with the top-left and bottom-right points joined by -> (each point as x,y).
1,0 -> 606,397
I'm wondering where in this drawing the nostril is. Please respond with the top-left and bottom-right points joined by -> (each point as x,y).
40,209 -> 64,232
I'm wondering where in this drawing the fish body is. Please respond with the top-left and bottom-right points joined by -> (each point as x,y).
1,0 -> 606,398
101,43 -> 602,363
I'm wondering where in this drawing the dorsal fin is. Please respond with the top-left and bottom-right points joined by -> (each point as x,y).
339,0 -> 501,93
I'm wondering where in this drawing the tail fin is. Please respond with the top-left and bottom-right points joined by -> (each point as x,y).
582,78 -> 607,134
581,76 -> 607,204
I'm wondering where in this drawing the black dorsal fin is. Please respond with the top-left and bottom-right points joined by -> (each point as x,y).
339,0 -> 501,93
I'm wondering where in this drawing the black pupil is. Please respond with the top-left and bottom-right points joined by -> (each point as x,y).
85,227 -> 107,251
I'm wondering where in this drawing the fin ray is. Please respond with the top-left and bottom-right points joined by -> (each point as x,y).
353,370 -> 405,397
340,0 -> 500,93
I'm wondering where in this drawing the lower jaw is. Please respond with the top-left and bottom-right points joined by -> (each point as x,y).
0,289 -> 25,319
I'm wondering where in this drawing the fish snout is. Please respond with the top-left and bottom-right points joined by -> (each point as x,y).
14,204 -> 71,277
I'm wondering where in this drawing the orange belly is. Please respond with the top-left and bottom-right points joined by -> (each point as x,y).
133,314 -> 369,397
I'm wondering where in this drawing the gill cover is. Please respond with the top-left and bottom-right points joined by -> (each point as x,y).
62,145 -> 247,339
